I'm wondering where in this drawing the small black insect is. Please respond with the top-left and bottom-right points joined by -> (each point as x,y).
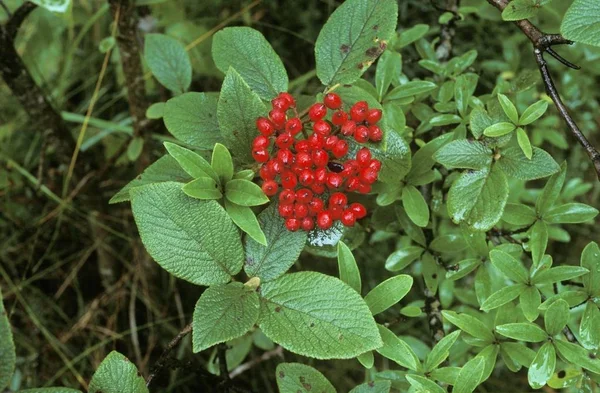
327,162 -> 344,173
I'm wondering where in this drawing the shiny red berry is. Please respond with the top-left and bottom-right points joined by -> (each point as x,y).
294,203 -> 309,219
308,103 -> 327,121
272,96 -> 290,111
368,125 -> 383,142
301,217 -> 315,231
359,167 -> 378,184
285,218 -> 300,232
256,117 -> 275,136
286,118 -> 303,135
350,101 -> 368,122
341,210 -> 356,226
341,120 -> 356,136
366,108 -> 382,124
269,109 -> 286,128
349,202 -> 367,219
332,140 -> 349,159
311,183 -> 326,194
277,149 -> 294,165
308,197 -> 324,216
368,159 -> 382,171
314,167 -> 328,183
281,171 -> 298,189
327,173 -> 344,189
299,169 -> 315,186
267,158 -> 283,174
279,204 -> 294,218
313,120 -> 332,136
330,206 -> 344,220
253,135 -> 269,149
324,135 -> 339,151
354,125 -> 370,143
276,132 -> 294,149
308,133 -> 324,150
329,192 -> 348,209
312,149 -> 328,167
324,93 -> 342,109
252,148 -> 269,163
279,92 -> 296,108
259,165 -> 274,180
358,182 -> 372,194
346,177 -> 361,192
296,151 -> 312,168
262,180 -> 278,196
279,189 -> 296,205
295,140 -> 310,152
332,111 -> 349,126
317,211 -> 333,230
296,188 -> 313,204
356,148 -> 372,166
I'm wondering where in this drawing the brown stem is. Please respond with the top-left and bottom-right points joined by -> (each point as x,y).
486,0 -> 600,180
146,323 -> 192,387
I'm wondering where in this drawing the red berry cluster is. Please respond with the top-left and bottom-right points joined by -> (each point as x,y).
252,92 -> 383,232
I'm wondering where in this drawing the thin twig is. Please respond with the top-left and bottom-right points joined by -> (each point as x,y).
229,346 -> 284,379
146,323 -> 192,387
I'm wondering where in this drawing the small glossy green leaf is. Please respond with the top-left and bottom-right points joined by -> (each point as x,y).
483,122 -> 516,137
225,179 -> 269,206
144,34 -> 191,94
545,299 -> 570,336
337,241 -> 361,293
224,199 -> 266,246
497,146 -> 559,180
406,375 -> 445,393
498,94 -> 519,124
502,342 -> 536,368
164,142 -> 218,182
554,339 -> 600,374
433,140 -> 493,170
88,351 -> 148,393
385,246 -> 423,271
489,249 -> 529,284
234,169 -> 255,181
429,114 -> 462,126
495,323 -> 548,342
560,0 -> 600,47
350,380 -> 392,393
516,128 -> 532,159
536,162 -> 566,215
376,51 -> 402,100
528,341 -> 556,389
211,143 -> 234,183
543,203 -> 599,224
502,203 -> 537,226
455,73 -> 479,117
376,325 -> 420,371
275,363 -> 335,393
182,177 -> 222,200
146,102 -> 164,119
387,81 -> 437,100
364,275 -> 413,315
453,356 -> 485,393
402,185 -> 429,227
424,330 -> 461,372
520,286 -> 541,322
446,258 -> 481,281
126,137 -> 144,161
480,284 -> 526,312
519,100 -> 549,125
581,241 -> 600,295
441,311 -> 495,342
0,286 -> 15,391
532,266 -> 589,285
579,301 -> 600,349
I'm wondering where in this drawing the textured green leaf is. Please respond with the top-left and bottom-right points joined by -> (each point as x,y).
337,241 -> 362,293
554,339 -> 600,374
163,92 -> 223,149
225,179 -> 268,207
88,351 -> 148,393
224,199 -> 266,246
529,220 -> 548,266
211,143 -> 234,183
447,166 -> 508,231
519,100 -> 549,125
131,182 -> 243,286
560,0 -> 600,47
495,323 -> 548,342
544,299 -> 570,336
315,0 -> 398,85
497,146 -> 559,180
532,266 -> 589,285
217,68 -> 267,164
502,0 -> 539,21
469,107 -> 494,139
402,185 -> 429,227
406,375 -> 445,393
376,51 -> 402,100
20,389 -> 82,393
259,272 -> 382,359
244,206 -> 306,282
192,282 -> 260,353
502,203 -> 537,226
385,246 -> 424,271
581,241 -> 600,295
489,249 -> 529,284
483,122 -> 516,137
376,325 -> 420,371
528,341 -> 556,389
579,301 -> 600,349
455,73 -> 479,117
520,286 -> 541,322
386,81 -> 437,100
498,94 -> 519,124
364,275 -> 413,315
480,284 -> 526,312
543,203 -> 599,224
144,34 -> 191,94
164,142 -> 218,182
536,162 -> 566,215
109,155 -> 192,204
275,363 -> 335,393
0,286 -> 15,391
212,27 -> 288,100
441,311 -> 494,342
424,330 -> 461,372
453,356 -> 485,393
516,128 -> 533,159
433,140 -> 492,170
349,380 -> 392,393
182,177 -> 222,200
372,130 -> 412,184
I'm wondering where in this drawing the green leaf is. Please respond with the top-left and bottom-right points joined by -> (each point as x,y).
446,258 -> 481,281
376,324 -> 420,371
560,0 -> 600,47
502,342 -> 536,368
146,102 -> 164,119
350,380 -> 392,393
212,143 -> 234,183
192,282 -> 260,353
244,206 -> 307,282
234,169 -> 255,181
429,114 -> 462,126
581,241 -> 600,295
441,311 -> 495,342
543,203 -> 599,224
131,182 -> 243,286
545,299 -> 570,336
480,284 -> 526,312
88,351 -> 148,393
469,107 -> 494,139
532,266 -> 589,285
224,199 -> 267,246
536,162 -> 566,215
520,286 -> 541,322
364,275 -> 413,315
529,220 -> 548,266
502,0 -> 540,20
402,185 -> 429,227
406,375 -> 445,393
433,140 -> 492,170
483,122 -> 516,137
127,137 -> 144,161
0,287 -> 15,391
259,272 -> 382,359
495,323 -> 548,342
519,100 -> 549,125
497,146 -> 559,180
337,241 -> 362,293
385,246 -> 423,271
424,330 -> 461,372
110,155 -> 192,204
217,68 -> 267,164
144,34 -> 191,95
455,73 -> 479,117
376,51 -> 402,100
554,339 -> 600,374
19,389 -> 82,393
516,128 -> 532,159
453,356 -> 485,393
498,94 -> 519,124
225,179 -> 268,206
212,27 -> 288,100
447,165 -> 508,231
31,0 -> 71,13
579,302 -> 600,349
489,249 -> 529,284
528,341 -> 556,389
163,92 -> 223,149
386,81 -> 437,100
315,0 -> 398,85
396,24 -> 429,48
371,130 -> 412,184
182,177 -> 222,200
164,142 -> 218,182
502,203 -> 537,226
275,363 -> 335,393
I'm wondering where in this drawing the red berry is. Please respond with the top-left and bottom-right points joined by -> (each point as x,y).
324,135 -> 339,151
314,167 -> 328,183
285,218 -> 300,232
281,171 -> 298,189
279,92 -> 296,108
279,204 -> 294,218
295,140 -> 310,152
262,180 -> 278,196
269,109 -> 286,128
313,120 -> 332,136
349,203 -> 367,219
308,197 -> 324,216
277,149 -> 294,165
317,211 -> 333,230
260,165 -> 274,180
368,125 -> 383,142
308,133 -> 324,150
354,125 -> 370,143
301,217 -> 315,231
324,93 -> 342,109
368,159 -> 382,171
332,140 -> 349,159
291,164 -> 304,176
253,135 -> 270,149
343,160 -> 359,175
366,108 -> 382,124
267,158 -> 283,174
272,96 -> 290,111
358,182 -> 372,194
296,151 -> 312,168
330,206 -> 344,220
252,148 -> 269,163
294,203 -> 309,219
296,188 -> 313,204
312,149 -> 328,167
308,103 -> 327,121
329,192 -> 348,209
346,177 -> 361,192
279,189 -> 296,205
299,169 -> 315,186
341,210 -> 356,226
327,173 -> 344,189
356,148 -> 372,166
276,132 -> 294,149
350,101 -> 368,122
286,118 -> 303,135
341,120 -> 357,136
359,167 -> 378,184
311,183 -> 326,194
256,117 -> 275,136
332,111 -> 349,126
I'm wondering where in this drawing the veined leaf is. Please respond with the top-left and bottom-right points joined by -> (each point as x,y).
433,140 -> 493,170
337,241 -> 362,293
225,179 -> 269,206
224,199 -> 267,246
560,0 -> 600,47
495,323 -> 548,342
364,275 -> 413,315
498,94 -> 519,124
497,146 -> 559,181
453,356 -> 485,393
145,34 -> 191,95
276,363 -> 335,393
88,351 -> 148,393
376,324 -> 421,371
528,341 -> 556,389
164,142 -> 218,182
